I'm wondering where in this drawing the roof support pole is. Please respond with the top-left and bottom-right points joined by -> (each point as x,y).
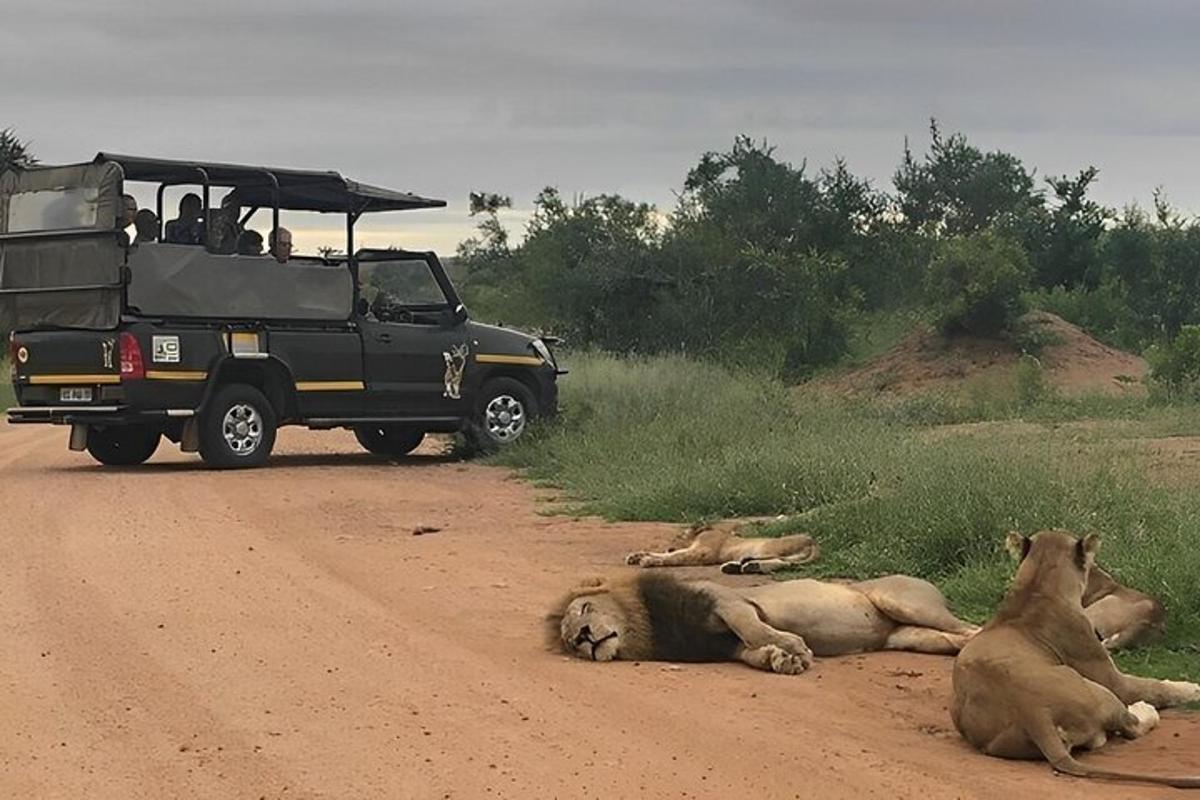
347,211 -> 360,316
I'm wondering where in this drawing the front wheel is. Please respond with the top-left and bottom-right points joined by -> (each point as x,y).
354,425 -> 425,457
470,376 -> 538,450
198,383 -> 278,469
86,425 -> 161,466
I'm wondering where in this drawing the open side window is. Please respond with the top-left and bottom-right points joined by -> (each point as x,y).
355,249 -> 463,325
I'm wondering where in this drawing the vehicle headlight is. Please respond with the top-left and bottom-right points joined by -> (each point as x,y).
531,338 -> 555,367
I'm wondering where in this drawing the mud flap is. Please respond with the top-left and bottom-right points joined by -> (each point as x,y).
68,424 -> 89,451
180,418 -> 200,452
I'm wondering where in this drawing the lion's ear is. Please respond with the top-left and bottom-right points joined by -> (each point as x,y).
1077,533 -> 1101,568
1005,531 -> 1031,561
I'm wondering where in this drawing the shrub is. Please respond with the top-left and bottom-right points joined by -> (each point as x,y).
1146,326 -> 1200,400
924,232 -> 1031,337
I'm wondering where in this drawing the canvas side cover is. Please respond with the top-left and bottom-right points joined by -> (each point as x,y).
0,162 -> 125,331
127,244 -> 353,320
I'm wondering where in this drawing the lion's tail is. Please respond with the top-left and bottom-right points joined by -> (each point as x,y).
1028,715 -> 1200,789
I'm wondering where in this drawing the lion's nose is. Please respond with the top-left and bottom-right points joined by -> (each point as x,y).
574,625 -> 593,646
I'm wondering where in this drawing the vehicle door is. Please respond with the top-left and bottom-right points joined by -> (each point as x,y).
355,251 -> 470,417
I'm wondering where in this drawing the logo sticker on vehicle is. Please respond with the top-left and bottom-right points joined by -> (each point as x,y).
152,335 -> 181,363
101,338 -> 114,369
442,343 -> 469,400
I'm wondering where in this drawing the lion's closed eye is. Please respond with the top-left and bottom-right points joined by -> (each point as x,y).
580,602 -> 593,614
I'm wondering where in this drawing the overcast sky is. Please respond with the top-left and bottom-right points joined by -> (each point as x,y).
5,0 -> 1200,253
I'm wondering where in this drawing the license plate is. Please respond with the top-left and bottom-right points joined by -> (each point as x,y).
60,387 -> 93,403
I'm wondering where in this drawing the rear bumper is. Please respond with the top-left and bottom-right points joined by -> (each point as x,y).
6,405 -> 194,426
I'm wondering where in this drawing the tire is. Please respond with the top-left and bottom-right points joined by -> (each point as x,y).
471,376 -> 538,450
198,383 -> 277,469
354,425 -> 425,457
85,425 -> 161,466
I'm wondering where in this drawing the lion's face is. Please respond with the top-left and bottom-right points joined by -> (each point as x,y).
560,594 -> 626,662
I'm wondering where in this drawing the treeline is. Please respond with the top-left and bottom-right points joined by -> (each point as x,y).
458,122 -> 1200,381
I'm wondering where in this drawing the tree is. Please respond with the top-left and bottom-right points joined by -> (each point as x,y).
0,128 -> 37,173
1031,167 -> 1110,289
894,120 -> 1042,236
924,231 -> 1031,337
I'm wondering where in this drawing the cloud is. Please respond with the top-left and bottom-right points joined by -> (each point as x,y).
6,0 -> 1200,255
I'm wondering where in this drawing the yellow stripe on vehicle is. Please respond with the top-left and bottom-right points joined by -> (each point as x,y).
146,370 -> 208,381
27,374 -> 121,385
474,354 -> 544,366
295,380 -> 366,392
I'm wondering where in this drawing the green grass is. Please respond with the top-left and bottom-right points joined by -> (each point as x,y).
0,360 -> 14,409
497,351 -> 1200,682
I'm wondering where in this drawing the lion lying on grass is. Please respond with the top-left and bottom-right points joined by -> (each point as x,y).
952,529 -> 1200,789
625,519 -> 819,574
1084,565 -> 1165,651
549,571 -> 979,673
627,520 -> 1165,650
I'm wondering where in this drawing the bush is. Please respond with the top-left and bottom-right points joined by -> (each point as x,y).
1146,326 -> 1200,400
924,232 -> 1031,337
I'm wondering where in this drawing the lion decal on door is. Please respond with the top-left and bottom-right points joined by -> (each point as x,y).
443,343 -> 469,399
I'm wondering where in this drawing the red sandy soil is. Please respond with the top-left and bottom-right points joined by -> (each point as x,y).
1,425 -> 1197,799
829,312 -> 1147,397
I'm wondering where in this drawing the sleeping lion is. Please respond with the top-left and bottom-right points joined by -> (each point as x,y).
548,571 -> 979,673
625,518 -> 819,574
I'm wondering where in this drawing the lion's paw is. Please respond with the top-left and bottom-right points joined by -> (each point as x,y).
625,552 -> 649,566
719,560 -> 742,575
766,644 -> 812,675
1163,680 -> 1200,705
1126,701 -> 1160,738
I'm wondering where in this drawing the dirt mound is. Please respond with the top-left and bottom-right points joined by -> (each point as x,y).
828,312 -> 1146,397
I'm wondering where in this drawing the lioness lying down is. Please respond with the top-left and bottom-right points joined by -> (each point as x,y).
625,519 -> 819,575
952,530 -> 1200,789
627,521 -> 1165,650
549,572 -> 979,673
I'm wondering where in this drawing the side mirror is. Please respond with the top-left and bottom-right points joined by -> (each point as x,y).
356,297 -> 370,316
440,304 -> 467,327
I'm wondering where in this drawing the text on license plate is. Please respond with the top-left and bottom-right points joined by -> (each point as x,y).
60,387 -> 93,403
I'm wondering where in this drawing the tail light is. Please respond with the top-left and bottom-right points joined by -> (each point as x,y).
119,332 -> 145,380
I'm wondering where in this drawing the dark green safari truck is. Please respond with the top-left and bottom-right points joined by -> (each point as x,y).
2,154 -> 561,468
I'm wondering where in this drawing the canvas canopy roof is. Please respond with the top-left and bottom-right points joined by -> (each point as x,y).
93,152 -> 446,214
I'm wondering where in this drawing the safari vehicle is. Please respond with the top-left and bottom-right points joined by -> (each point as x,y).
2,154 -> 561,468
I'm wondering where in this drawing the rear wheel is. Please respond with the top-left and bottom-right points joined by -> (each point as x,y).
85,425 -> 161,466
199,383 -> 277,469
354,425 -> 425,457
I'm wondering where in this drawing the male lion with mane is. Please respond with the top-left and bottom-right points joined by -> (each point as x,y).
549,571 -> 978,673
952,529 -> 1200,789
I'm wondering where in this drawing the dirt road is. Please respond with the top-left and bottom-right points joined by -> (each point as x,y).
2,425 -> 1197,799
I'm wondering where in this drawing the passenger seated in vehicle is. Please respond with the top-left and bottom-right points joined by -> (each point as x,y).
133,209 -> 159,245
163,193 -> 205,245
236,229 -> 264,256
269,227 -> 293,263
207,193 -> 243,254
116,194 -> 137,246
